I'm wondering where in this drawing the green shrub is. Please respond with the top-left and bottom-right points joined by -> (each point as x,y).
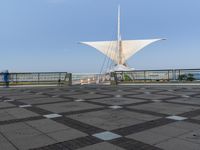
178,74 -> 195,81
187,73 -> 195,81
124,74 -> 132,81
178,74 -> 187,81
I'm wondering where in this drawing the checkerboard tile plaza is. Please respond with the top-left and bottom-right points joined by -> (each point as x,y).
1,85 -> 200,150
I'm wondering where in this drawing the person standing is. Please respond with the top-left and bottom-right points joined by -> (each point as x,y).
3,70 -> 10,88
58,78 -> 61,87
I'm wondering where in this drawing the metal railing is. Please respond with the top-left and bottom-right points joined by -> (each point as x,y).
0,72 -> 72,86
111,69 -> 200,84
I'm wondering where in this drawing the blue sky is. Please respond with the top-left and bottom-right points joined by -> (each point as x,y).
0,0 -> 200,73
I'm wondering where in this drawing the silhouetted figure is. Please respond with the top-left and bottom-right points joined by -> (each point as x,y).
58,79 -> 61,87
3,70 -> 9,88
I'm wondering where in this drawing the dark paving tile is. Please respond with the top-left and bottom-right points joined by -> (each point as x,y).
31,136 -> 103,150
110,137 -> 162,150
113,118 -> 175,136
53,117 -> 105,135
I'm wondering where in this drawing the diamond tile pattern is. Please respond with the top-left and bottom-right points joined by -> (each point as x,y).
0,85 -> 200,150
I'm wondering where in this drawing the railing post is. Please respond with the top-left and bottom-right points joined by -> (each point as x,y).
38,73 -> 40,84
16,73 -> 18,84
168,70 -> 170,82
122,71 -> 124,81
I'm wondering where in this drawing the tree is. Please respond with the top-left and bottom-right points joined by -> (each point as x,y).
187,73 -> 195,81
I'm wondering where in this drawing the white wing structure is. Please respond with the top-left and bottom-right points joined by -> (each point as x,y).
81,39 -> 163,65
81,41 -> 118,64
80,6 -> 165,71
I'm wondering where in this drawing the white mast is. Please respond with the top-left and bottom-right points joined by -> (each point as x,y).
118,5 -> 121,42
118,5 -> 123,65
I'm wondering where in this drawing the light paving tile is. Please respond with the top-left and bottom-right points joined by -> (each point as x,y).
43,114 -> 62,119
93,131 -> 121,141
151,99 -> 162,102
51,95 -> 60,98
109,105 -> 122,109
166,115 -> 187,121
19,104 -> 32,108
182,95 -> 190,98
4,99 -> 15,102
75,99 -> 85,102
115,95 -> 121,98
